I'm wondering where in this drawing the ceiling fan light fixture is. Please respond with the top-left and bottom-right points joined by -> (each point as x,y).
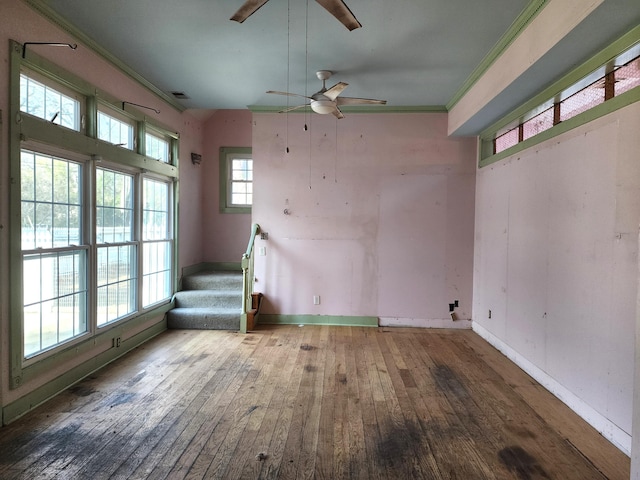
310,99 -> 335,114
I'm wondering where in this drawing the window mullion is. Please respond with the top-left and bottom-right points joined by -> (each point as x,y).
87,157 -> 97,334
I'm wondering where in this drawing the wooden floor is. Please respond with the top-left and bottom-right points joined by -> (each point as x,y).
0,325 -> 630,479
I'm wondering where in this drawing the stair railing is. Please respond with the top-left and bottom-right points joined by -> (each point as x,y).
240,223 -> 261,333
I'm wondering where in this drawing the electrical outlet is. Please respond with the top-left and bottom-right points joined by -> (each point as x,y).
313,295 -> 320,305
259,246 -> 266,256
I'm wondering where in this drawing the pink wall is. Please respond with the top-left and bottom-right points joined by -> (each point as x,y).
201,110 -> 253,264
251,112 -> 477,324
473,102 -> 640,454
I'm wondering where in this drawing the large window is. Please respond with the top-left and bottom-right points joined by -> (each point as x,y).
142,178 -> 172,306
96,168 -> 136,326
21,151 -> 87,357
219,147 -> 252,213
13,53 -> 177,366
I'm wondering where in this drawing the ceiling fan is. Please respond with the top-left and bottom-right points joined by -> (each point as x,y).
267,70 -> 387,119
231,0 -> 362,31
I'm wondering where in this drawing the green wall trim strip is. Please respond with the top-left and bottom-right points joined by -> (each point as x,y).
479,86 -> 640,168
3,320 -> 167,425
247,105 -> 447,114
23,0 -> 185,113
480,25 -> 640,143
446,0 -> 548,111
259,314 -> 379,327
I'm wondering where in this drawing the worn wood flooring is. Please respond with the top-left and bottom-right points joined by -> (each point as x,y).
0,325 -> 630,479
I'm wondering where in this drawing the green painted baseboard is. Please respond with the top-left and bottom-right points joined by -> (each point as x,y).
259,314 -> 378,327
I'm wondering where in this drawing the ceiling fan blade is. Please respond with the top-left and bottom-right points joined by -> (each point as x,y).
280,104 -> 309,113
315,0 -> 362,31
324,82 -> 348,100
267,90 -> 314,100
230,0 -> 270,23
332,107 -> 345,119
336,96 -> 387,106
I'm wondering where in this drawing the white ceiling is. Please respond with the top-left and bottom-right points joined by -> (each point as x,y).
34,0 -> 640,134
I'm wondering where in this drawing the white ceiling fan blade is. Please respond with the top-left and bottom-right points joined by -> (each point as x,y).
315,0 -> 362,31
332,107 -> 345,119
280,104 -> 309,113
336,96 -> 387,106
267,90 -> 314,100
230,0 -> 270,23
324,82 -> 348,100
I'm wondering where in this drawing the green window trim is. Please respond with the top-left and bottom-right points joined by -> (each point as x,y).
479,25 -> 640,167
219,146 -> 252,214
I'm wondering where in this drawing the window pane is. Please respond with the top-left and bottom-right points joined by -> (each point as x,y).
20,74 -> 81,131
142,241 -> 171,307
96,245 -> 136,326
21,151 -> 82,250
96,169 -> 133,243
522,107 -> 554,141
145,132 -> 170,163
228,155 -> 253,207
23,250 -> 88,357
98,111 -> 134,150
143,179 -> 169,240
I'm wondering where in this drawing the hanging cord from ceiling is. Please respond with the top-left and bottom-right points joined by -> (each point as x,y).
285,0 -> 291,154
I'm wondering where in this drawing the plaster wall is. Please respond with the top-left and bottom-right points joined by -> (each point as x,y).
252,112 -> 476,324
201,110 -> 253,264
0,0 -> 203,411
472,102 -> 640,453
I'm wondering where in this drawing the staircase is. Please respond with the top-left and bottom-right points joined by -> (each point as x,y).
167,270 -> 243,330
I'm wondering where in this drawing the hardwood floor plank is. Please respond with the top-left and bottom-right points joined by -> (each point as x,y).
0,326 -> 628,480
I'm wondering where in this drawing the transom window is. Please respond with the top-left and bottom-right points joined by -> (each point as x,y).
145,131 -> 170,163
98,110 -> 135,150
20,72 -> 82,131
489,45 -> 640,157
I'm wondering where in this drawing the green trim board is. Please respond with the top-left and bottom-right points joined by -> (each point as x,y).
259,314 -> 379,328
446,0 -> 548,111
23,0 -> 185,113
479,25 -> 640,166
3,319 -> 167,425
479,85 -> 640,168
480,25 -> 640,144
248,105 -> 447,114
